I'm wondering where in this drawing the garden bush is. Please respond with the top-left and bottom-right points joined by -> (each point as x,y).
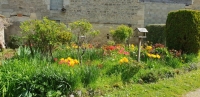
136,67 -> 175,83
80,65 -> 100,87
20,17 -> 72,57
106,60 -> 142,83
166,10 -> 200,54
145,24 -> 166,44
110,25 -> 133,44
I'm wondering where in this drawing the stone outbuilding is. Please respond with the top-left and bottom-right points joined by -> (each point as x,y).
0,0 -> 199,45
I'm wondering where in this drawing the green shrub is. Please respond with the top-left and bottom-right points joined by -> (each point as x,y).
137,68 -> 175,83
69,19 -> 100,63
110,25 -> 133,44
145,24 -> 166,44
7,35 -> 23,49
166,10 -> 200,54
20,17 -> 72,57
165,56 -> 182,68
106,62 -> 142,83
56,31 -> 72,44
140,70 -> 159,83
80,65 -> 100,87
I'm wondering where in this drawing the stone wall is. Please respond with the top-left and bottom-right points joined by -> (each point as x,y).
144,0 -> 200,26
144,2 -> 185,26
188,0 -> 200,10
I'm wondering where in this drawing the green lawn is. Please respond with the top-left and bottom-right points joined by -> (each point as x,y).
100,68 -> 200,97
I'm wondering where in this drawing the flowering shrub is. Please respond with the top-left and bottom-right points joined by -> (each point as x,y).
58,57 -> 79,66
142,43 -> 165,59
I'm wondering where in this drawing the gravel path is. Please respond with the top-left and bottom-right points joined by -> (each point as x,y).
183,88 -> 200,97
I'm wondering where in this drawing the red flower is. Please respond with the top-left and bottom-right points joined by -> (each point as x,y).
54,58 -> 58,62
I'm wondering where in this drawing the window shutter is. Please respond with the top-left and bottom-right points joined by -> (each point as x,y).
50,0 -> 63,10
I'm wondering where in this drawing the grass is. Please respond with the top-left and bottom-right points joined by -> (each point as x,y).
98,68 -> 200,97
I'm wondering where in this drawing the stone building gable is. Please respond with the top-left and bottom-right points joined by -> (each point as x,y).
0,0 -> 49,18
65,0 -> 144,26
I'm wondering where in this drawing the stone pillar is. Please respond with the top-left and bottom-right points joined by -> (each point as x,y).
0,28 -> 5,48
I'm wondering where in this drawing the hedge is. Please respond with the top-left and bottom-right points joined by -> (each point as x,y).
145,24 -> 166,44
166,10 -> 200,54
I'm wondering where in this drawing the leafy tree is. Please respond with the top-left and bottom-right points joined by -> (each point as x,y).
20,17 -> 72,58
110,25 -> 133,44
69,19 -> 99,63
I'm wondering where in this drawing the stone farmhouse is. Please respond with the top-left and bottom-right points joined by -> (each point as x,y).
0,0 -> 200,45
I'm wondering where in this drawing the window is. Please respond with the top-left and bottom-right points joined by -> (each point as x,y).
50,0 -> 63,10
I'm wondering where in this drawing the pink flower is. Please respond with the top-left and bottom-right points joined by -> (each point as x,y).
124,51 -> 130,55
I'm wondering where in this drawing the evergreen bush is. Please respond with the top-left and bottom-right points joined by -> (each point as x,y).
166,10 -> 200,54
145,24 -> 166,44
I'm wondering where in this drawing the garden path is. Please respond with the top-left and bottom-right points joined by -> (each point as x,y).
183,63 -> 200,97
183,88 -> 200,97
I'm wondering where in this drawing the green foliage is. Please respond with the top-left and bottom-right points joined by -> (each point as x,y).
80,65 -> 100,87
137,68 -> 175,83
69,19 -> 99,63
69,19 -> 99,43
7,35 -> 23,49
1,34 -> 200,96
20,17 -> 72,57
110,25 -> 133,44
106,62 -> 141,83
166,10 -> 200,54
165,56 -> 183,68
56,31 -> 72,44
145,24 -> 166,44
0,62 -> 80,96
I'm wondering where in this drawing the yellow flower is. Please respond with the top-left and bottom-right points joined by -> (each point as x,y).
119,57 -> 129,64
146,46 -> 152,52
66,45 -> 70,49
71,44 -> 78,49
74,59 -> 79,64
59,57 -> 79,66
67,57 -> 73,60
151,54 -> 157,58
119,59 -> 124,64
130,44 -> 135,51
156,54 -> 161,59
147,53 -> 152,58
123,57 -> 129,63
69,60 -> 75,67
